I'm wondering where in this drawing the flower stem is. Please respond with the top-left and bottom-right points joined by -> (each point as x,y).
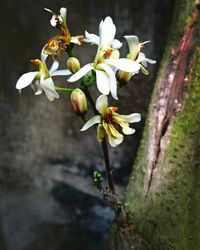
101,138 -> 116,194
82,86 -> 99,115
55,86 -> 74,92
83,86 -> 116,194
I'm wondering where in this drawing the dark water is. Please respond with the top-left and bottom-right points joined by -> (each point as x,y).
0,0 -> 174,249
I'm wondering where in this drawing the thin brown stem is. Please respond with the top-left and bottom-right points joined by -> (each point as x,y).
101,138 -> 116,194
82,86 -> 99,115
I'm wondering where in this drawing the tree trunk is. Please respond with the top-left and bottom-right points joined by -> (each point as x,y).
109,0 -> 200,249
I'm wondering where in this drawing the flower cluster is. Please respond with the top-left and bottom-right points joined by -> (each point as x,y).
16,7 -> 155,147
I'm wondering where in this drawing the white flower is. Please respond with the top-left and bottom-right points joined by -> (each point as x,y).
81,95 -> 141,147
118,35 -> 156,83
84,16 -> 122,50
68,59 -> 139,100
16,53 -> 71,101
68,17 -> 140,100
124,35 -> 156,74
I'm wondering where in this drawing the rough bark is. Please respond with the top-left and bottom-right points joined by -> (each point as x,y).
109,0 -> 200,249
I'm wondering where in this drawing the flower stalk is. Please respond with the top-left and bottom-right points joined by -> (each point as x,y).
101,138 -> 116,194
55,86 -> 74,92
83,86 -> 116,194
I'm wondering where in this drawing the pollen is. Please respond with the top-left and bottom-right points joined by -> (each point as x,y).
105,48 -> 113,58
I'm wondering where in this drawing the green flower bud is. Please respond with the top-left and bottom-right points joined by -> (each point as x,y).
71,88 -> 87,116
67,57 -> 80,73
93,171 -> 103,184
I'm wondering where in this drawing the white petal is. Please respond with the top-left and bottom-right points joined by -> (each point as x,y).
49,60 -> 59,74
41,78 -> 59,101
109,136 -> 123,147
112,39 -> 122,49
126,113 -> 142,123
41,46 -> 48,62
97,63 -> 118,100
84,31 -> 100,45
137,52 -> 156,65
142,41 -> 151,46
106,58 -> 141,73
136,52 -> 145,61
51,69 -> 72,76
50,15 -> 58,27
60,7 -> 67,23
80,115 -> 101,131
136,52 -> 146,64
109,134 -> 124,147
145,58 -> 156,64
130,113 -> 141,123
95,95 -> 108,114
70,36 -> 84,45
95,69 -> 110,96
44,8 -> 54,14
121,125 -> 135,135
16,72 -> 38,90
124,35 -> 139,60
109,49 -> 120,60
113,112 -> 141,123
68,64 -> 93,82
34,88 -> 43,95
99,16 -> 116,48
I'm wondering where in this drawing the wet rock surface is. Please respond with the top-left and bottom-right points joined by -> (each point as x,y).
0,0 -> 174,249
0,184 -> 115,250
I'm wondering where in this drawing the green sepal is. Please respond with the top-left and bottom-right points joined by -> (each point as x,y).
82,70 -> 96,87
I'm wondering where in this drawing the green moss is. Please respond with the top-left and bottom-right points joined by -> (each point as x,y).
121,1 -> 200,249
124,44 -> 200,250
171,0 -> 195,40
162,47 -> 200,249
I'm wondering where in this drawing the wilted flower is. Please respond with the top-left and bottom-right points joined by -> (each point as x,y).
43,35 -> 70,58
71,88 -> 87,116
45,7 -> 71,42
80,95 -> 141,147
44,7 -> 84,58
68,17 -> 140,100
16,54 -> 71,101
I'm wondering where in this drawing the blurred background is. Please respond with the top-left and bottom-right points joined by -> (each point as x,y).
0,0 -> 174,249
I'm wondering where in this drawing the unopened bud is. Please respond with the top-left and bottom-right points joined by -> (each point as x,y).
67,57 -> 80,73
71,88 -> 87,116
